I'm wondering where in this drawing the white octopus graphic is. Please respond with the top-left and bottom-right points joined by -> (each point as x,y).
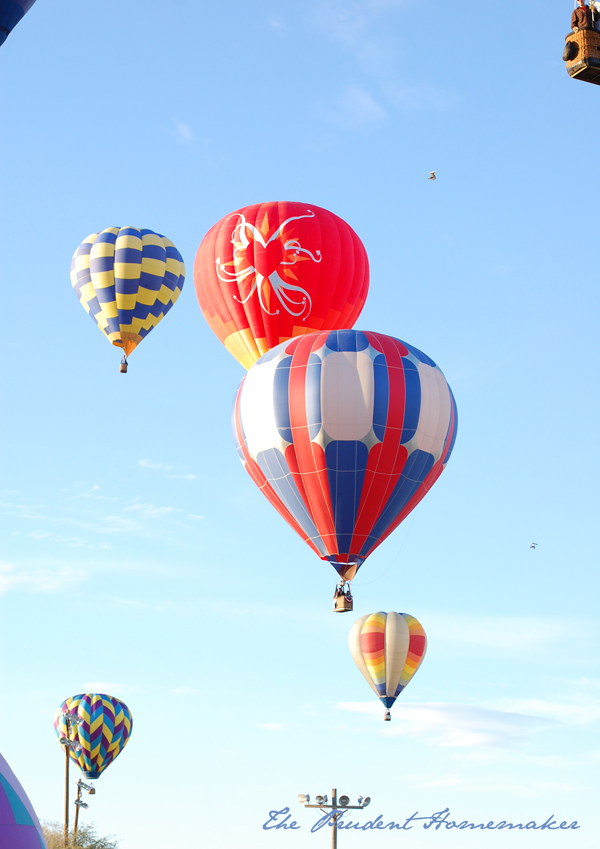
215,209 -> 322,319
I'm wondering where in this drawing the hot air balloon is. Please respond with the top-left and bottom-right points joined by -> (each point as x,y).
0,1 -> 37,47
349,611 -> 427,721
54,694 -> 132,779
0,749 -> 48,847
232,330 -> 457,606
194,201 -> 369,370
70,227 -> 185,372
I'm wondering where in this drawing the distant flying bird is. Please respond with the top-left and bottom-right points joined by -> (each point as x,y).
428,171 -> 437,181
530,542 -> 538,549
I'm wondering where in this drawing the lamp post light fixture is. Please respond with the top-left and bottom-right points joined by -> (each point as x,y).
298,788 -> 371,848
60,711 -> 83,848
73,779 -> 96,837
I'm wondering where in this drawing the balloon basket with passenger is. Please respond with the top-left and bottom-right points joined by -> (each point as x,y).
333,581 -> 353,613
563,1 -> 600,84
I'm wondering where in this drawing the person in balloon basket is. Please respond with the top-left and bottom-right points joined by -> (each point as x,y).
572,0 -> 596,31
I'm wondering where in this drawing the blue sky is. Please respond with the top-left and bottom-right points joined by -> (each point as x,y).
0,0 -> 598,847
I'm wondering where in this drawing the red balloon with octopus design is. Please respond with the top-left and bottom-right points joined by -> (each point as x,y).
193,201 -> 369,369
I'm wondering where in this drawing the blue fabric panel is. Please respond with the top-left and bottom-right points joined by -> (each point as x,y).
400,358 -> 420,444
94,286 -> 116,304
0,773 -> 35,826
94,231 -> 118,245
114,247 -> 142,266
372,354 -> 389,442
273,356 -> 293,442
163,269 -> 180,290
325,329 -> 369,353
380,696 -> 397,709
90,256 -> 116,274
119,227 -> 141,238
141,243 -> 166,261
0,3 -> 25,33
165,243 -> 181,257
137,271 -> 164,292
115,278 -> 143,296
326,440 -> 368,555
403,340 -> 436,368
359,448 -> 434,557
305,354 -> 322,440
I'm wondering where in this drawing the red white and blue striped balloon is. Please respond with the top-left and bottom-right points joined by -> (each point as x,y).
232,329 -> 457,580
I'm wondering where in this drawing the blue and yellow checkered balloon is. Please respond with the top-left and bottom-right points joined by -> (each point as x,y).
70,227 -> 185,363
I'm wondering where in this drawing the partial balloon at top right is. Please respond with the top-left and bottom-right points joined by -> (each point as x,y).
563,0 -> 600,85
193,201 -> 369,369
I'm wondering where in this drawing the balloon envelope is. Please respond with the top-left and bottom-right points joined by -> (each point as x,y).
54,694 -> 132,779
349,611 -> 427,711
194,201 -> 369,369
0,1 -> 37,47
0,750 -> 47,848
232,329 -> 457,580
71,227 -> 185,358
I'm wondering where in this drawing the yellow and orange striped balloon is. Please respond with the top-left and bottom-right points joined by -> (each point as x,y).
349,612 -> 427,720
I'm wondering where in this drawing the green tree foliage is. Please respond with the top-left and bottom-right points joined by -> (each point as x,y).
41,820 -> 119,849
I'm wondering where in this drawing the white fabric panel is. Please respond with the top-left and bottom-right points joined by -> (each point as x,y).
239,356 -> 286,460
321,352 -> 374,441
348,615 -> 380,697
384,613 -> 410,697
415,363 -> 452,461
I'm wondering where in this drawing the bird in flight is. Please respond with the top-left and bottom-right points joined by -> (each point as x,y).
530,542 -> 538,549
428,171 -> 437,181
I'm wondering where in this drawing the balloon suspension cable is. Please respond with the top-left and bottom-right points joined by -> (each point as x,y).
351,513 -> 416,586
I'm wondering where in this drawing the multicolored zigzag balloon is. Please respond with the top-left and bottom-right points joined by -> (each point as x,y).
54,693 -> 133,779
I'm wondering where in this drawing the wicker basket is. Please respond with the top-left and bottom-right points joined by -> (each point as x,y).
565,28 -> 600,84
333,595 -> 353,613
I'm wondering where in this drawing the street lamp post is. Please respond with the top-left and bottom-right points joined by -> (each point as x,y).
58,711 -> 83,848
298,789 -> 371,848
73,779 -> 95,838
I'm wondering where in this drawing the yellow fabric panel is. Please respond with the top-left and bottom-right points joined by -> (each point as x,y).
115,292 -> 139,311
141,231 -> 162,248
117,234 -> 143,250
93,241 -> 117,257
93,271 -> 115,289
166,256 -> 185,276
99,301 -> 118,319
113,262 -> 141,280
140,257 -> 166,277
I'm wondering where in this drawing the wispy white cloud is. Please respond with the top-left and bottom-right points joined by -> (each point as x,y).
123,503 -> 176,519
174,121 -> 193,144
26,530 -> 111,550
170,687 -> 202,696
267,15 -> 287,34
320,85 -> 387,130
187,514 -> 205,521
495,697 -> 600,727
82,682 -> 130,694
0,560 -> 86,595
138,459 -> 197,480
404,772 -> 578,798
139,459 -> 171,471
425,613 -> 586,654
337,702 -> 555,748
